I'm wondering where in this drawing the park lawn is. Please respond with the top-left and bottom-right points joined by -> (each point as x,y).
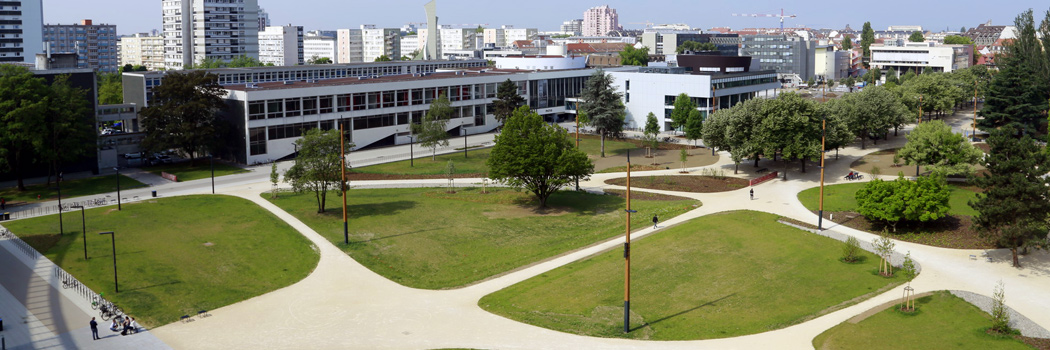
479,211 -> 903,340
147,161 -> 248,182
352,135 -> 637,176
797,182 -> 980,217
267,187 -> 699,289
813,291 -> 1032,350
1,195 -> 318,327
0,175 -> 146,204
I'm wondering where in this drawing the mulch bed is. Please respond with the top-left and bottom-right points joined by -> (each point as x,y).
347,172 -> 486,180
815,211 -> 995,249
1019,335 -> 1050,350
603,189 -> 697,202
604,175 -> 749,193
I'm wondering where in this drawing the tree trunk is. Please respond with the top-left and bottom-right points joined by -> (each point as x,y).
861,129 -> 867,149
1011,248 -> 1020,267
316,191 -> 326,213
753,157 -> 759,167
600,132 -> 606,158
734,162 -> 739,174
800,158 -> 806,173
432,147 -> 436,161
895,125 -> 899,136
15,151 -> 26,191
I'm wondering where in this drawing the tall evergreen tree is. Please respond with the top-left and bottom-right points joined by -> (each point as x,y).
578,69 -> 625,157
492,79 -> 526,124
978,9 -> 1050,136
860,22 -> 875,67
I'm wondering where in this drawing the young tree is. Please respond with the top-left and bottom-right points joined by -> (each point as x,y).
643,112 -> 660,149
908,31 -> 925,42
139,70 -> 228,161
445,159 -> 456,193
841,236 -> 862,263
284,129 -> 353,213
270,162 -> 280,198
492,79 -> 525,124
679,148 -> 688,170
487,106 -> 593,207
684,109 -> 704,147
412,93 -> 452,160
0,65 -> 50,190
970,127 -> 1050,267
896,120 -> 984,176
669,93 -> 695,132
990,281 -> 1011,333
578,69 -> 625,157
619,45 -> 650,66
873,235 -> 896,276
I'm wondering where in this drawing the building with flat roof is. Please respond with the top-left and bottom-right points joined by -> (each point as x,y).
560,19 -> 583,36
870,40 -> 972,75
163,0 -> 260,70
0,0 -> 43,63
259,25 -> 304,66
739,33 -> 817,84
119,33 -> 165,71
304,31 -> 336,62
44,19 -> 119,73
582,5 -> 621,36
640,32 -> 739,56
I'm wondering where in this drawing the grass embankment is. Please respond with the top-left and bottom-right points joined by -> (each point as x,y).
479,211 -> 903,340
813,291 -> 1034,350
267,187 -> 699,289
0,175 -> 146,204
147,162 -> 248,182
2,195 -> 318,327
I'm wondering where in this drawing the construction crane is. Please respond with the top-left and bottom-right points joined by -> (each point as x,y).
732,8 -> 797,32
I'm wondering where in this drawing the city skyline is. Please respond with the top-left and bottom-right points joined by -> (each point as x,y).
42,0 -> 1047,36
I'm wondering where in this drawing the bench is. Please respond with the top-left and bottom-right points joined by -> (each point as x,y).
180,315 -> 192,323
198,310 -> 210,318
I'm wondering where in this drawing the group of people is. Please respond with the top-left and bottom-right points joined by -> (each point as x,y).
845,171 -> 864,181
89,315 -> 139,340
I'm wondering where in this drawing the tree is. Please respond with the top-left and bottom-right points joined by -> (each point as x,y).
98,73 -> 123,105
190,55 -> 263,69
669,93 -> 695,132
676,41 -> 717,54
841,236 -> 862,263
683,108 -> 703,147
873,235 -> 895,276
861,22 -> 875,66
831,86 -> 906,149
307,56 -> 333,64
445,159 -> 456,193
284,129 -> 352,213
908,31 -> 925,42
619,45 -> 649,66
270,162 -> 280,198
492,79 -> 525,124
374,55 -> 392,62
139,70 -> 228,161
679,148 -> 688,170
758,93 -> 824,172
0,65 -> 53,190
885,67 -> 900,85
856,175 -> 951,232
977,10 -> 1050,137
487,106 -> 593,207
900,70 -> 917,84
412,93 -> 451,160
990,281 -> 1011,333
702,97 -> 765,173
41,75 -> 95,185
970,127 -> 1050,267
841,34 -> 853,51
897,120 -> 984,176
578,69 -> 625,157
643,112 -> 660,150
942,35 -> 973,46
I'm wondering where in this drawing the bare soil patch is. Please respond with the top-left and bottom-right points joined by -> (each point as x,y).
605,175 -> 748,193
816,211 -> 994,249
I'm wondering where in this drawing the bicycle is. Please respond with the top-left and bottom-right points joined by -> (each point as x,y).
62,277 -> 78,289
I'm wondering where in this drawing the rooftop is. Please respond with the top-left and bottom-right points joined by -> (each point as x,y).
223,67 -> 539,92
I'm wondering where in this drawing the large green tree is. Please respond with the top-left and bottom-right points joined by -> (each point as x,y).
619,45 -> 649,66
98,72 -> 123,105
284,128 -> 353,213
683,108 -> 704,147
856,174 -> 951,232
831,86 -> 907,149
492,79 -> 525,124
412,93 -> 452,160
841,34 -> 853,51
41,75 -> 95,184
758,93 -> 825,172
0,65 -> 49,190
578,69 -> 625,157
970,126 -> 1050,267
139,70 -> 228,160
861,22 -> 875,67
908,31 -> 925,42
897,120 -> 984,176
487,106 -> 593,208
702,97 -> 766,173
669,93 -> 695,132
978,9 -> 1050,137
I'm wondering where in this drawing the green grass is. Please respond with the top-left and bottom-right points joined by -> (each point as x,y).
353,135 -> 637,176
266,187 -> 699,289
0,175 -> 146,204
479,211 -> 903,340
147,162 -> 248,182
798,182 -> 980,216
1,195 -> 318,327
813,291 -> 1032,350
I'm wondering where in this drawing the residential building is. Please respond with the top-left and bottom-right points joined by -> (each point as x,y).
257,7 -> 270,31
887,25 -> 923,32
484,26 -> 538,47
0,0 -> 44,63
304,31 -> 336,62
869,40 -> 973,74
812,45 -> 849,82
361,25 -> 401,62
640,31 -> 739,56
493,55 -> 586,70
582,5 -> 621,37
739,33 -> 817,85
337,29 -> 363,63
258,25 -> 304,66
43,20 -> 119,73
438,27 -> 478,53
964,22 -> 1013,46
561,19 -> 583,36
119,33 -> 165,70
399,34 -> 419,59
162,0 -> 260,70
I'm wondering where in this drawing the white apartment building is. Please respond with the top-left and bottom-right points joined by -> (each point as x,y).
560,19 -> 583,36
304,32 -> 336,62
400,34 -> 419,59
439,27 -> 477,53
870,40 -> 973,74
162,0 -> 260,69
361,25 -> 400,62
0,0 -> 44,63
258,25 -> 303,66
582,5 -> 620,37
813,45 -> 850,81
483,26 -> 537,47
337,29 -> 363,63
119,33 -> 165,70
44,19 -> 119,72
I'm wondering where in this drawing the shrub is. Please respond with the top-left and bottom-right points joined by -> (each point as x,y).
990,281 -> 1011,333
841,236 -> 862,263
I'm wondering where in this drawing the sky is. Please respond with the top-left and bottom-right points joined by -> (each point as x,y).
41,0 -> 1050,35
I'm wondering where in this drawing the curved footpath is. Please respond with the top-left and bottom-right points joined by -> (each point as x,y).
149,118 -> 1050,349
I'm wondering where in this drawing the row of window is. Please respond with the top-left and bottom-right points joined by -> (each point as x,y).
247,84 -> 500,120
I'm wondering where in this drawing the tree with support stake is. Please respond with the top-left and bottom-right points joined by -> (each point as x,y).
445,160 -> 456,193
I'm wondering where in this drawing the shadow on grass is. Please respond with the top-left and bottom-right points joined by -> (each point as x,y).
318,201 -> 416,218
121,280 -> 182,293
632,293 -> 738,332
351,228 -> 441,243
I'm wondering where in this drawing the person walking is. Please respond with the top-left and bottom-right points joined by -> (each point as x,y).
750,188 -> 754,200
89,317 -> 100,340
652,214 -> 659,229
1,196 -> 6,210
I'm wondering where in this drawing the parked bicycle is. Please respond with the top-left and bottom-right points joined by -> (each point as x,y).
62,277 -> 79,289
99,303 -> 123,321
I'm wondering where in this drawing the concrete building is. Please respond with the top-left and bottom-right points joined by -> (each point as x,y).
399,34 -> 419,59
162,0 -> 260,69
869,40 -> 973,74
582,5 -> 621,37
484,26 -> 538,47
43,19 -> 119,73
640,31 -> 739,56
438,27 -> 478,53
337,29 -> 363,63
0,0 -> 44,63
739,33 -> 817,85
119,33 -> 165,71
964,22 -> 1013,46
601,55 -> 779,131
258,25 -> 304,66
361,25 -> 401,62
492,55 -> 586,70
561,19 -> 583,36
813,45 -> 850,82
304,31 -> 336,62
257,7 -> 270,31
887,25 -> 923,32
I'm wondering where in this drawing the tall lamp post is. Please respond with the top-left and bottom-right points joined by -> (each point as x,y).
99,231 -> 117,293
57,172 -> 64,235
575,113 -> 580,191
818,80 -> 827,231
113,167 -> 122,211
409,135 -> 414,168
71,205 -> 87,260
210,153 -> 215,194
340,119 -> 349,245
623,150 -> 635,334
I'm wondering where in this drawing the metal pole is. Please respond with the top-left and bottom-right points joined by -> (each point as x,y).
410,136 -> 414,167
58,172 -> 63,235
623,150 -> 632,334
576,114 -> 580,191
464,132 -> 468,158
210,154 -> 215,194
341,121 -> 349,245
115,168 -> 121,211
973,80 -> 977,141
818,116 -> 826,230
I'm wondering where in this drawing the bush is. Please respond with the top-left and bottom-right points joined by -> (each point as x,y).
990,281 -> 1011,333
842,236 -> 863,263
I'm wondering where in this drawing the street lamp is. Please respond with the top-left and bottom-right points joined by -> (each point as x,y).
98,231 -> 117,293
71,205 -> 87,260
623,150 -> 634,334
57,172 -> 64,235
113,167 -> 121,211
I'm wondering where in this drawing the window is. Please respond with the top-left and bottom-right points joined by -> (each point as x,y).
336,94 -> 352,112
319,96 -> 333,114
625,80 -> 630,91
248,101 -> 265,120
626,93 -> 630,103
411,89 -> 423,105
367,93 -> 379,109
382,91 -> 395,108
302,97 -> 318,115
249,127 -> 267,155
474,105 -> 486,126
285,98 -> 301,117
267,100 -> 283,119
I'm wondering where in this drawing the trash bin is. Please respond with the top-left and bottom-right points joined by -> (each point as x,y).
152,190 -> 157,198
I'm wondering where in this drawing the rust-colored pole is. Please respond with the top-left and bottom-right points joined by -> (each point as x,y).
341,121 -> 349,245
623,150 -> 633,333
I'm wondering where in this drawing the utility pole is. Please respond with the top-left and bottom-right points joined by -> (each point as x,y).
819,82 -> 827,230
340,120 -> 349,245
623,150 -> 635,334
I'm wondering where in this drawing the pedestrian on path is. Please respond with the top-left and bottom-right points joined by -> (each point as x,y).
652,214 -> 659,229
750,188 -> 754,200
1,196 -> 6,210
89,317 -> 99,340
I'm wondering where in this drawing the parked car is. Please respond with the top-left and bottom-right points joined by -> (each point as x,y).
123,152 -> 143,159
